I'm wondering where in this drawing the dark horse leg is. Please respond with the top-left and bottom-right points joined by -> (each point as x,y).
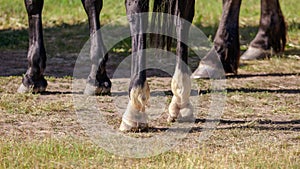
119,0 -> 150,131
119,0 -> 195,131
241,0 -> 286,60
82,0 -> 111,95
18,0 -> 47,93
168,0 -> 195,122
192,0 -> 241,78
192,0 -> 286,78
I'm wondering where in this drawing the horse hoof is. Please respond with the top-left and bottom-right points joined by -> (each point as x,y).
119,120 -> 148,132
191,63 -> 225,79
17,84 -> 30,93
177,106 -> 195,123
33,86 -> 47,93
17,83 -> 47,94
241,46 -> 270,60
191,63 -> 210,79
168,103 -> 194,123
119,99 -> 149,132
84,83 -> 111,96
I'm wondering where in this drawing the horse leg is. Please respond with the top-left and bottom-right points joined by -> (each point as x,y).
168,0 -> 195,122
18,0 -> 47,93
82,0 -> 111,95
119,0 -> 150,131
192,0 -> 241,78
241,0 -> 286,60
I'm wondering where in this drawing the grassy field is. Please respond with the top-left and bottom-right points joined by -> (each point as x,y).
0,0 -> 299,53
0,58 -> 300,168
0,0 -> 300,168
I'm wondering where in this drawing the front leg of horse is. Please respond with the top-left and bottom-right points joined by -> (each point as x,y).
119,0 -> 150,132
18,0 -> 47,93
241,0 -> 286,60
192,0 -> 241,78
82,0 -> 111,95
84,38 -> 111,95
169,0 -> 195,122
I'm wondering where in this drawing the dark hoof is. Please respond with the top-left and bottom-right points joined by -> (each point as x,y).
119,120 -> 148,132
84,82 -> 111,96
17,84 -> 46,93
241,46 -> 270,60
18,77 -> 48,94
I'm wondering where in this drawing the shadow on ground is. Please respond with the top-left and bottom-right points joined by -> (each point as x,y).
0,22 -> 299,78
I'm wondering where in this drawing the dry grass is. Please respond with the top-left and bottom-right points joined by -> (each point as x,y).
0,56 -> 300,168
0,0 -> 300,168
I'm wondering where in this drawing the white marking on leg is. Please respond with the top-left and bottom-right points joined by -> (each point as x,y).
168,69 -> 194,122
119,81 -> 150,131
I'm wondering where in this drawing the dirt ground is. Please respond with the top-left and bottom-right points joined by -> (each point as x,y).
0,50 -> 299,153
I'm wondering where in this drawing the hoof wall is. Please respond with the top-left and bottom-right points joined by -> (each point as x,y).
17,84 -> 46,94
119,120 -> 148,132
241,46 -> 270,60
84,83 -> 111,96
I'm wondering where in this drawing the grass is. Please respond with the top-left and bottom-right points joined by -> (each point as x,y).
0,56 -> 299,167
0,131 -> 299,168
239,57 -> 300,73
1,0 -> 299,28
0,0 -> 299,52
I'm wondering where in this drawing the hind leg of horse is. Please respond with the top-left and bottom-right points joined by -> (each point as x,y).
82,0 -> 111,95
119,0 -> 150,132
192,0 -> 241,78
18,0 -> 47,93
168,0 -> 195,122
241,0 -> 286,60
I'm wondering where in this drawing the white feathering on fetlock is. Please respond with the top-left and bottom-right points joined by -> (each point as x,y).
168,71 -> 194,122
119,81 -> 150,132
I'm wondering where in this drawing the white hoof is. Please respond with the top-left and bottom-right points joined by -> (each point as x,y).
119,118 -> 148,132
119,100 -> 148,132
177,104 -> 194,123
168,102 -> 194,123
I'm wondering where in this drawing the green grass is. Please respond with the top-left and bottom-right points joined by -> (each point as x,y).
0,93 -> 73,115
239,57 -> 300,73
0,64 -> 299,168
0,133 -> 299,168
1,0 -> 299,52
0,1 -> 300,168
1,0 -> 299,28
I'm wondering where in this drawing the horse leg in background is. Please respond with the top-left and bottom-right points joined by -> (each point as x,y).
18,0 -> 47,93
192,0 -> 241,78
82,0 -> 111,95
241,0 -> 286,60
168,0 -> 195,122
119,0 -> 150,132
